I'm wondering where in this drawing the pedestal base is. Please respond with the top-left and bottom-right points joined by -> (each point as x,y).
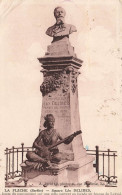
21,155 -> 98,187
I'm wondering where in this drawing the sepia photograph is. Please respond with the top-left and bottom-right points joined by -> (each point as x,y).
0,0 -> 122,193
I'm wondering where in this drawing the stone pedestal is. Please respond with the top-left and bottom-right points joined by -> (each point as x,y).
38,55 -> 86,160
45,37 -> 77,57
27,38 -> 97,185
21,38 -> 97,186
21,156 -> 98,187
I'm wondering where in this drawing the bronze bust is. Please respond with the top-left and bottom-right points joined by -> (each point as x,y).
46,7 -> 77,40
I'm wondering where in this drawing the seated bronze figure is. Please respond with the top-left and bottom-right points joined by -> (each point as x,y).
26,114 -> 74,170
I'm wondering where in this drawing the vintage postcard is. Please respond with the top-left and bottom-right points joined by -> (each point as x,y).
0,0 -> 122,194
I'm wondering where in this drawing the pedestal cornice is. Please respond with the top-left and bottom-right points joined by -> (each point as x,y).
38,56 -> 83,70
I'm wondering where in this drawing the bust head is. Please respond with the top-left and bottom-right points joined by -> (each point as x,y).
54,7 -> 66,19
46,7 -> 77,38
54,7 -> 66,24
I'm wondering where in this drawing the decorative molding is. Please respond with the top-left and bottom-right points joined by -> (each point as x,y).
40,67 -> 80,96
71,68 -> 79,94
40,70 -> 69,96
65,66 -> 80,94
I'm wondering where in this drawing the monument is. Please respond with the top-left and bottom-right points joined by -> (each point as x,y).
21,6 -> 98,187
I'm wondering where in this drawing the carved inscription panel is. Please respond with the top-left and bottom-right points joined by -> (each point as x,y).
40,92 -> 71,149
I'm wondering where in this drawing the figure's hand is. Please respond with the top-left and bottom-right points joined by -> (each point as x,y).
64,135 -> 74,144
41,158 -> 47,163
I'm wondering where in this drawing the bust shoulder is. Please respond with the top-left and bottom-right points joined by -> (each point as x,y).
46,25 -> 56,37
68,24 -> 77,34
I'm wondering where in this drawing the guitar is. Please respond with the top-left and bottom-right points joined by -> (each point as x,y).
37,130 -> 82,160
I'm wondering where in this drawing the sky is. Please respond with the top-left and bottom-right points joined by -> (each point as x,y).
0,0 -> 122,153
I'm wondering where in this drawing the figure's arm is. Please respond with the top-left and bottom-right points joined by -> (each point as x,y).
58,133 -> 63,140
33,131 -> 43,151
58,133 -> 74,144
